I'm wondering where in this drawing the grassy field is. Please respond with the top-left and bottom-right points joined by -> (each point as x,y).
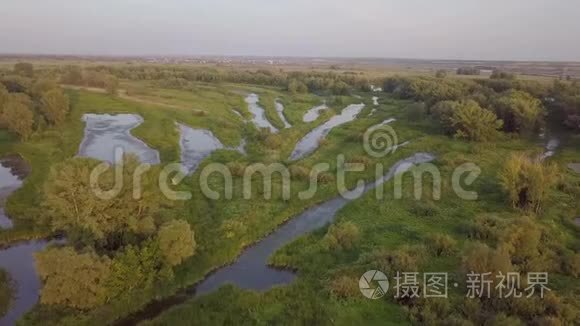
143,113 -> 580,325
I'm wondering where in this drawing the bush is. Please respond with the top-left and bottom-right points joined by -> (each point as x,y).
290,165 -> 310,180
323,222 -> 360,250
227,162 -> 248,177
329,275 -> 359,299
409,200 -> 440,217
467,214 -> 505,241
426,234 -> 457,256
499,153 -> 559,212
371,246 -> 423,273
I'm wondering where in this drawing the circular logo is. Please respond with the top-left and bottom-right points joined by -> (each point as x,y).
363,124 -> 398,158
359,270 -> 389,299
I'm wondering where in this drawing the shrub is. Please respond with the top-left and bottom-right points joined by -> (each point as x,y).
323,222 -> 360,251
329,275 -> 359,299
426,234 -> 457,256
409,200 -> 440,217
290,165 -> 310,180
499,154 -> 559,212
227,162 -> 247,177
467,214 -> 505,241
371,246 -> 423,273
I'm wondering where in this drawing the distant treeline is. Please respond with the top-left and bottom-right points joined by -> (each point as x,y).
382,74 -> 580,134
90,65 -> 377,95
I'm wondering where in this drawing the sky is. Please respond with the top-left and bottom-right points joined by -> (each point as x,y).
0,0 -> 579,61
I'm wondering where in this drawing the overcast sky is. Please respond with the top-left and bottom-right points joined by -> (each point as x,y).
0,0 -> 578,61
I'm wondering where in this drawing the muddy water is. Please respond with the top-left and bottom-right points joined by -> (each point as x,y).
116,152 -> 435,325
178,123 -> 225,175
245,94 -> 278,133
275,100 -> 292,128
0,158 -> 24,229
0,240 -> 60,326
303,103 -> 328,123
540,138 -> 560,161
290,104 -> 365,161
179,124 -> 247,174
78,114 -> 160,164
0,155 -> 50,326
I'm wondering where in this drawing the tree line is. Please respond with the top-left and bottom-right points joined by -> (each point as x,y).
0,63 -> 70,140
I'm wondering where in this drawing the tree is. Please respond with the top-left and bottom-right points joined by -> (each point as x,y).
287,79 -> 308,94
0,97 -> 34,140
106,240 -> 171,300
35,247 -> 111,309
499,154 -> 559,212
13,62 -> 34,77
31,78 -> 59,98
40,89 -> 70,125
449,100 -> 503,141
60,65 -> 84,85
157,220 -> 196,267
332,81 -> 350,95
431,100 -> 461,134
435,70 -> 448,78
104,75 -> 120,95
42,156 -> 163,241
494,90 -> 545,134
491,70 -> 516,80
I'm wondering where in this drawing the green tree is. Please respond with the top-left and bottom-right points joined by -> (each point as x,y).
499,154 -> 559,212
31,78 -> 59,98
13,62 -> 34,77
35,247 -> 111,309
42,157 -> 163,240
435,69 -> 448,78
60,65 -> 84,85
40,89 -> 70,125
449,100 -> 503,141
494,90 -> 544,134
106,240 -> 171,300
157,220 -> 196,267
104,75 -> 120,95
287,79 -> 308,94
0,97 -> 34,140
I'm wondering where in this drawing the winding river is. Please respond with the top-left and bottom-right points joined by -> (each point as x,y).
0,155 -> 51,326
0,156 -> 25,230
290,104 -> 365,161
275,100 -> 292,129
302,103 -> 328,123
245,94 -> 279,133
116,152 -> 435,325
